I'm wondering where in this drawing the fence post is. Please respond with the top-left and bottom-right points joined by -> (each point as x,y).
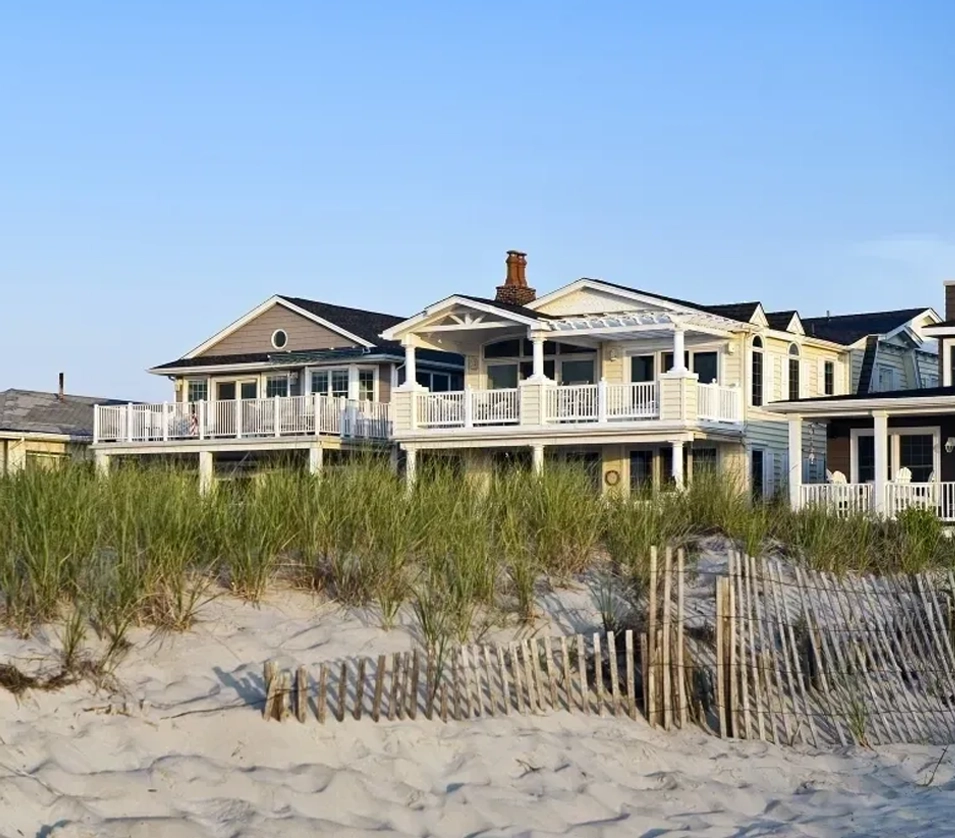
235,398 -> 242,438
125,402 -> 134,442
198,400 -> 206,440
162,402 -> 169,442
274,396 -> 281,437
464,386 -> 473,428
314,392 -> 322,436
93,405 -> 100,444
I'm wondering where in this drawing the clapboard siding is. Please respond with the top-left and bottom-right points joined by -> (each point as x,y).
198,304 -> 358,357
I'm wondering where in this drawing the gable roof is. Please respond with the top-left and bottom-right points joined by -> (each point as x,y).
801,308 -> 931,345
766,310 -> 798,331
277,296 -> 406,346
540,279 -> 764,325
0,389 -> 125,440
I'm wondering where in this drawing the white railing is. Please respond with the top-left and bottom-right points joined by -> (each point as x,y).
800,483 -> 873,516
417,389 -> 521,428
545,384 -> 599,423
94,395 -> 392,444
697,382 -> 742,423
606,382 -> 659,420
885,482 -> 955,522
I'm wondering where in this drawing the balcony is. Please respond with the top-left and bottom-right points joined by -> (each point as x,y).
93,395 -> 392,445
407,380 -> 741,432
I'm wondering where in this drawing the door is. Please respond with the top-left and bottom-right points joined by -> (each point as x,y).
240,381 -> 258,400
216,382 -> 237,401
751,449 -> 765,499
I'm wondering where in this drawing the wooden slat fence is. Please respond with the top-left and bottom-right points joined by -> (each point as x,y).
713,554 -> 955,746
259,548 -> 955,747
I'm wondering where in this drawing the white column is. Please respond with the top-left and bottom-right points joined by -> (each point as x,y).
531,443 -> 545,474
671,440 -> 685,489
125,402 -> 134,442
94,450 -> 111,478
402,338 -> 417,389
463,386 -> 474,427
529,332 -> 546,379
873,411 -> 888,516
93,405 -> 101,444
347,366 -> 360,401
308,444 -> 323,475
672,327 -> 686,372
597,379 -> 608,423
198,450 -> 214,495
788,415 -> 803,510
405,447 -> 417,490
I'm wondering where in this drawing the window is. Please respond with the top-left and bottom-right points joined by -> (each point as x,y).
788,344 -> 800,401
266,375 -> 289,398
520,360 -> 556,380
312,369 -> 350,398
631,355 -> 655,383
857,435 -> 875,483
693,447 -> 718,475
662,352 -> 690,373
484,339 -> 522,358
899,434 -> 934,482
487,364 -> 519,389
824,361 -> 835,396
693,351 -> 718,384
559,359 -> 595,385
630,450 -> 654,490
271,329 -> 288,349
358,370 -> 375,401
877,365 -> 896,392
187,379 -> 208,403
751,337 -> 763,407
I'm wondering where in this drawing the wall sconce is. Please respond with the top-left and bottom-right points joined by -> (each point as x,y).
945,437 -> 955,454
608,348 -> 620,362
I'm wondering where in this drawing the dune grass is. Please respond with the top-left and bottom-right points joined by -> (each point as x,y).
1,459 -> 953,654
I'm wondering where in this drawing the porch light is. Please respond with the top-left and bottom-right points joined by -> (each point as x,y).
945,437 -> 955,454
608,347 -> 620,361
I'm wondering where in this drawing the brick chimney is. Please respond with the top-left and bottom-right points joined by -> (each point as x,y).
945,280 -> 955,322
495,250 -> 535,306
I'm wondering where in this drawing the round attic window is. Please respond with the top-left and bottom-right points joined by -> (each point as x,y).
271,329 -> 288,349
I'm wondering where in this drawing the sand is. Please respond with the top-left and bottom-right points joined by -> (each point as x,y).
1,585 -> 953,838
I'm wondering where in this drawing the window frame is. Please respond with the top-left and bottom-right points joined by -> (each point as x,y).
271,328 -> 289,350
850,426 -> 940,483
787,344 -> 801,402
824,360 -> 835,396
186,378 -> 209,403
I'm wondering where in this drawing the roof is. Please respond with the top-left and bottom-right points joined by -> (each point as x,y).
0,389 -> 125,440
801,308 -> 929,345
766,310 -> 798,330
774,385 -> 955,406
458,295 -> 557,319
277,296 -> 406,346
151,346 -> 462,372
579,279 -> 763,325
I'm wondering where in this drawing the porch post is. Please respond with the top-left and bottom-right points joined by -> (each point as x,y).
531,443 -> 545,475
873,410 -> 888,516
788,414 -> 803,510
401,338 -> 417,389
405,446 -> 417,490
198,450 -> 215,495
94,450 -> 111,478
672,327 -> 686,372
671,440 -> 685,489
529,331 -> 547,379
347,367 -> 360,401
308,443 -> 323,475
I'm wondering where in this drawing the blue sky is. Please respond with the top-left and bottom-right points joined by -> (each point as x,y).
2,1 -> 953,399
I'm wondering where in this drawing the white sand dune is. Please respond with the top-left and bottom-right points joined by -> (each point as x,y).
1,588 -> 952,838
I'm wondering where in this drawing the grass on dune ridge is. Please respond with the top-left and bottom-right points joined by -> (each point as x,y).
0,458 -> 952,657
